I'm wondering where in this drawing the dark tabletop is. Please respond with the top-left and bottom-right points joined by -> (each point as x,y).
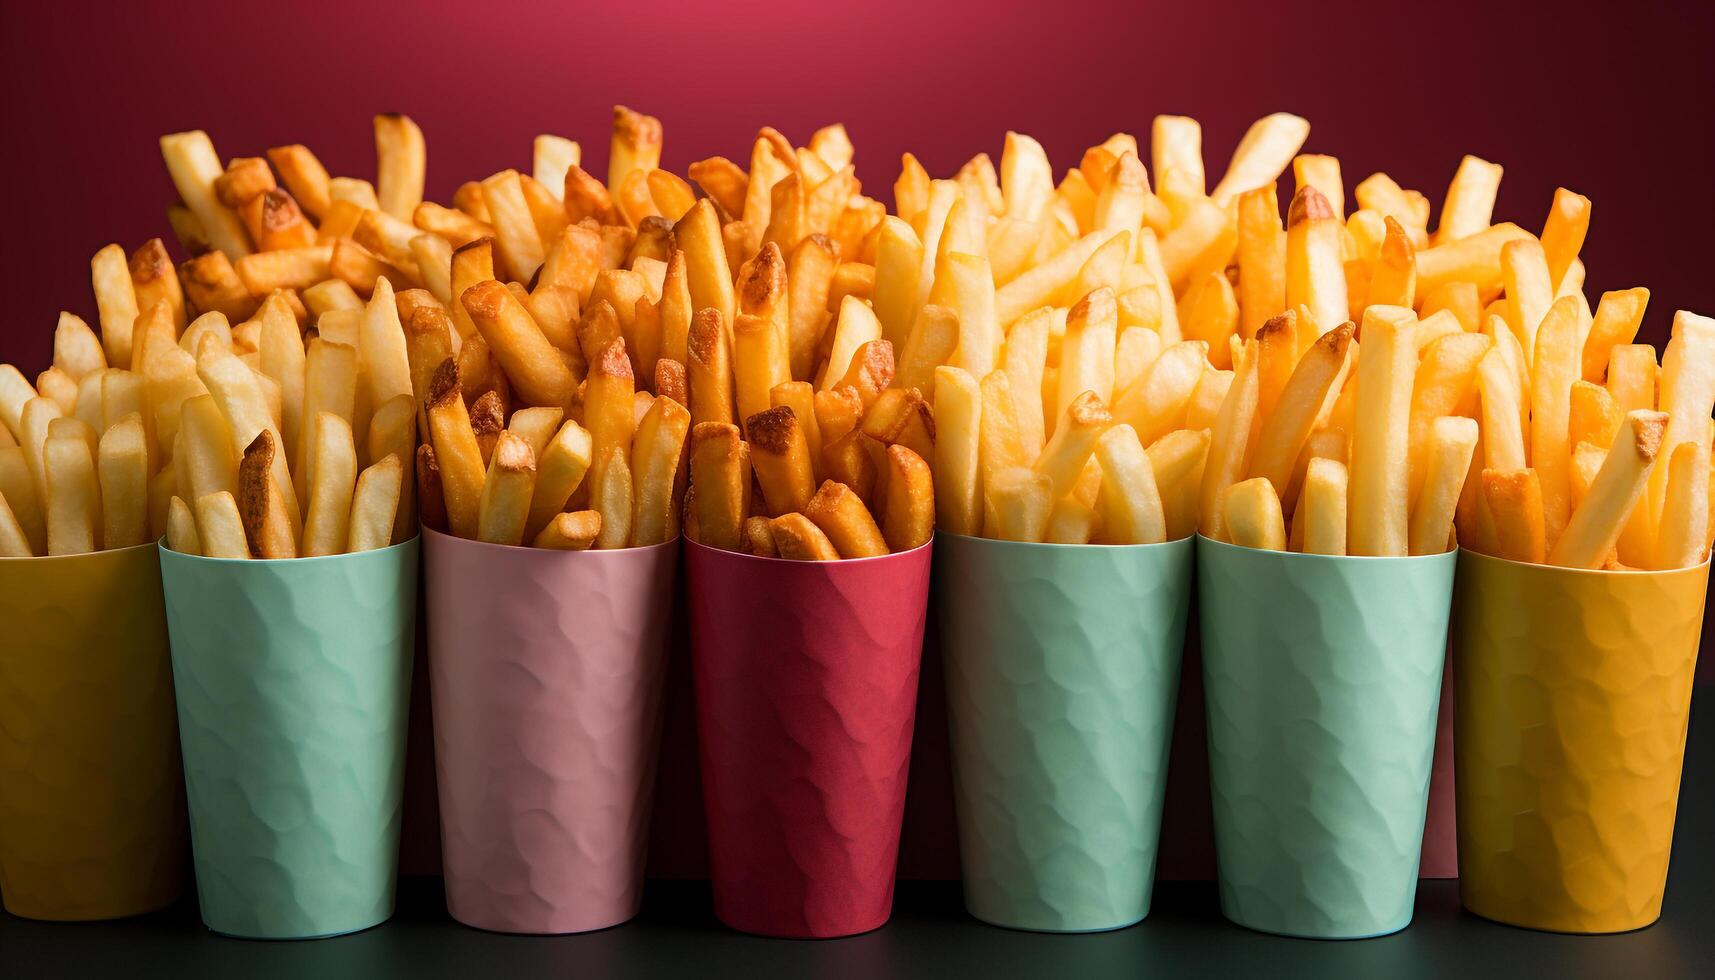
7,699 -> 1711,980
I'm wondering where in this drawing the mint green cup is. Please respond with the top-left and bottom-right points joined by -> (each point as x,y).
1196,536 -> 1454,940
937,533 -> 1194,932
159,539 -> 418,940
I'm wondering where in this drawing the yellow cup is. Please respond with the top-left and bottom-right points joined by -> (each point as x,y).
0,544 -> 186,920
1453,549 -> 1709,933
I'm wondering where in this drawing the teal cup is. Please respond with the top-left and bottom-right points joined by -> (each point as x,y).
158,539 -> 419,940
937,533 -> 1194,932
1196,536 -> 1454,940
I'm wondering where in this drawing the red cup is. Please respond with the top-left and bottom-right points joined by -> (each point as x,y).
686,538 -> 933,938
424,529 -> 678,933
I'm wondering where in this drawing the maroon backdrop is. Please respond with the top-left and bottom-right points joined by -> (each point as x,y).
4,0 -> 1711,880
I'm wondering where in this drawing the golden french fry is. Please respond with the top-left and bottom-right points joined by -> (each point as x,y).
675,199 -> 736,328
746,406 -> 816,517
987,467 -> 1052,542
237,430 -> 295,559
689,422 -> 749,551
1581,288 -> 1649,382
348,454 -> 404,553
931,366 -> 983,537
160,130 -> 250,260
1092,424 -> 1165,545
193,490 -> 249,559
1296,457 -> 1348,556
1224,477 -> 1286,552
1650,312 -> 1715,525
1530,296 -> 1582,546
53,312 -> 107,383
1348,306 -> 1416,556
533,510 -> 601,550
630,395 -> 691,546
769,512 -> 840,561
1484,468 -> 1547,564
994,231 -> 1112,327
1501,238 -> 1553,367
687,308 -> 734,428
733,312 -> 791,431
373,113 -> 426,220
200,343 -> 300,535
96,412 -> 148,549
1212,112 -> 1310,205
1653,440 -> 1709,571
881,445 -> 935,552
1285,187 -> 1346,342
90,244 -> 140,368
1112,340 -> 1208,448
1147,428 -> 1209,542
301,413 -> 358,557
803,479 -> 889,558
426,359 -> 487,538
1036,391 -> 1112,499
469,390 -> 504,467
1406,332 -> 1489,503
476,431 -> 536,546
590,446 -> 633,549
1236,184 -> 1286,337
1551,411 -> 1668,568
1408,416 -> 1478,556
480,170 -> 545,283
1434,155 -> 1503,244
462,279 -> 576,409
521,418 -> 594,543
164,495 -> 200,556
1198,339 -> 1260,539
895,305 -> 961,395
1415,222 -> 1531,294
43,435 -> 100,555
1247,321 -> 1354,503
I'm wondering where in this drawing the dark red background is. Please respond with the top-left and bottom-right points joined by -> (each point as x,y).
4,0 -> 1711,879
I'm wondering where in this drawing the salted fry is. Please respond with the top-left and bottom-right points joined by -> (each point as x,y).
476,431 -> 536,546
881,445 -> 935,552
803,479 -> 889,558
630,395 -> 690,545
769,512 -> 840,561
426,359 -> 486,538
462,279 -> 576,408
689,422 -> 748,550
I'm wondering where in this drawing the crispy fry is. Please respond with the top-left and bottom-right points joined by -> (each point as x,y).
1581,288 -> 1649,382
480,170 -> 545,283
768,512 -> 840,561
416,444 -> 447,533
746,405 -> 815,517
881,445 -> 935,552
533,510 -> 601,550
1212,112 -> 1310,205
1198,339 -> 1260,539
803,478 -> 888,557
301,412 -> 357,556
348,454 -> 404,553
267,144 -> 332,219
689,422 -> 748,550
1551,411 -> 1667,568
476,431 -> 536,546
1090,424 -> 1163,544
462,279 -> 576,408
43,434 -> 100,555
160,130 -> 250,260
96,413 -> 148,549
675,199 -> 736,328
630,395 -> 690,545
426,359 -> 486,538
589,446 -> 632,549
1531,296 -> 1582,546
1654,440 -> 1710,570
469,389 -> 504,466
1249,320 -> 1353,505
1650,312 -> 1715,525
193,490 -> 249,559
1224,476 -> 1286,552
236,430 -> 294,558
373,113 -> 426,220
1484,468 -> 1547,564
1348,306 -> 1416,556
1435,155 -> 1503,245
732,312 -> 791,431
1408,417 -> 1478,556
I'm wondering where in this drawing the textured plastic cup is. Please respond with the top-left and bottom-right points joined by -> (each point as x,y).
936,533 -> 1193,932
159,538 -> 418,940
1197,536 -> 1455,940
1453,550 -> 1709,934
424,529 -> 677,934
0,545 -> 186,921
686,538 -> 932,938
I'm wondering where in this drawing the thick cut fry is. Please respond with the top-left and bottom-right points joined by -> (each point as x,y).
1501,238 -> 1553,367
193,491 -> 249,559
266,145 -> 332,219
1236,184 -> 1286,337
0,448 -> 43,554
881,445 -> 935,552
90,245 -> 140,369
1092,424 -> 1165,545
480,170 -> 545,283
1409,417 -> 1478,556
871,217 -> 923,348
675,200 -> 736,329
589,447 -> 632,549
1581,288 -> 1649,382
1147,429 -> 1209,542
1212,112 -> 1310,205
732,312 -> 791,430
177,392 -> 237,504
1476,343 -> 1527,472
769,512 -> 840,561
584,338 -> 637,494
1035,391 -> 1112,499
1368,217 -> 1416,309
1224,477 -> 1286,552
297,411 -> 357,556
163,495 -> 200,556
1484,468 -> 1547,564
1111,340 -> 1208,447
1056,288 -> 1118,422
1406,332 -> 1489,502
1285,187 -> 1347,344
1181,273 -> 1239,369
519,418 -> 593,542
44,435 -> 100,555
1435,155 -> 1503,245
1249,321 -> 1353,501
689,422 -> 748,550
746,406 -> 815,516
1198,340 -> 1261,539
476,432 -> 536,546
426,359 -> 486,538
1298,457 -> 1348,556
1650,312 -> 1715,524
462,279 -> 576,408
200,344 -> 300,534
687,308 -> 734,427
161,131 -> 250,260
1568,380 -> 1622,454
630,395 -> 690,546
1530,297 -> 1582,545
994,231 -> 1111,327
1654,440 -> 1710,570
1552,411 -> 1667,568
348,454 -> 404,553
534,510 -> 601,550
469,390 -> 504,466
931,366 -> 983,536
1540,188 -> 1591,290
373,113 -> 425,220
803,479 -> 889,558
1415,222 -> 1531,294
1348,306 -> 1416,556
416,444 -> 447,533
96,413 -> 148,549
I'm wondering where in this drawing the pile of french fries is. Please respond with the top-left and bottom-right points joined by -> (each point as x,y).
7,106 -> 1710,572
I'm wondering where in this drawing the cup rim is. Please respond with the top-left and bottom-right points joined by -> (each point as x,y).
1195,533 -> 1458,564
422,526 -> 680,557
937,531 -> 1193,551
0,540 -> 160,565
1457,545 -> 1713,579
157,534 -> 419,565
684,533 -> 933,566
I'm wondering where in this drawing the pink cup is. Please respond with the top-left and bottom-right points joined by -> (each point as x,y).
423,529 -> 678,934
